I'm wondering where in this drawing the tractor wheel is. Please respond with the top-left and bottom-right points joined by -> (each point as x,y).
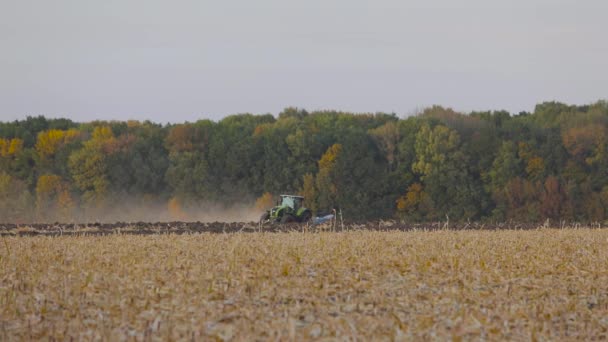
259,212 -> 270,224
280,214 -> 295,224
299,211 -> 312,223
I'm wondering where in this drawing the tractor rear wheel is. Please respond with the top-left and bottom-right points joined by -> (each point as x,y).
280,214 -> 295,224
299,211 -> 312,223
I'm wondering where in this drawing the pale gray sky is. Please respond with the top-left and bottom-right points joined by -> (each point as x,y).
1,0 -> 606,122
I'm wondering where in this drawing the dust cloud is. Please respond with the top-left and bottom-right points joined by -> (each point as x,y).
94,202 -> 261,223
19,198 -> 264,224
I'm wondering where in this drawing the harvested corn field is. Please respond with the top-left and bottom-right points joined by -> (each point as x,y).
0,221 -> 578,237
1,229 -> 608,340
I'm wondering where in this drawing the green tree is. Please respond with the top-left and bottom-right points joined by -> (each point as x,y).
413,124 -> 481,220
68,126 -> 113,210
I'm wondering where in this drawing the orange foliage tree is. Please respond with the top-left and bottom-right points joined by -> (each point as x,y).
396,183 -> 432,221
168,197 -> 189,221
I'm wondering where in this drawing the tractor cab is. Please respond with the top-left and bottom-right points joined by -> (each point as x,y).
280,194 -> 304,211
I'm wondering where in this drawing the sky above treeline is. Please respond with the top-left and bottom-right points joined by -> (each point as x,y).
1,0 -> 607,123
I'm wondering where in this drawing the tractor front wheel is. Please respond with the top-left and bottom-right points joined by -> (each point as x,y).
259,212 -> 270,224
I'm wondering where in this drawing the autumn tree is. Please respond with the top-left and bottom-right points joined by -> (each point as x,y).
369,121 -> 400,171
165,120 -> 213,202
316,144 -> 342,212
413,124 -> 482,220
487,141 -> 524,219
0,172 -> 32,222
255,192 -> 274,211
2,101 -> 608,222
35,174 -> 74,221
0,138 -> 23,157
168,197 -> 189,221
35,129 -> 80,161
540,176 -> 566,220
396,183 -> 433,221
68,126 -> 114,210
300,173 -> 318,213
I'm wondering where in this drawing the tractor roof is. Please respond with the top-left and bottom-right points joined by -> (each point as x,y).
280,194 -> 304,198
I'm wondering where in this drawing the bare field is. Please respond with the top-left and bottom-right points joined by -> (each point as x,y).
1,229 -> 608,340
0,221 -> 558,237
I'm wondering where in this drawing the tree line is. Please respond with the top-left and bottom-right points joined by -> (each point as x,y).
1,100 -> 607,223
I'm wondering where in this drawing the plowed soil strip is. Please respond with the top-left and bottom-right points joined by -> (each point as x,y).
0,221 -> 594,236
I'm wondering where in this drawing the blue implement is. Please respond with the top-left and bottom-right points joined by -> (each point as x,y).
312,214 -> 334,225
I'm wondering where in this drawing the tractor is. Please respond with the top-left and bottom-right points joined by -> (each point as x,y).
260,194 -> 312,224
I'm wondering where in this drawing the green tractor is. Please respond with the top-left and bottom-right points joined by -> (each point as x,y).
260,194 -> 312,224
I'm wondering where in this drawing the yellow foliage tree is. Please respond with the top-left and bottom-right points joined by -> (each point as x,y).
92,126 -> 113,141
318,144 -> 342,171
36,174 -> 74,221
0,172 -> 32,222
316,144 -> 342,211
0,138 -> 24,157
255,192 -> 274,211
68,126 -> 114,208
36,130 -> 65,159
0,139 -> 6,157
517,142 -> 545,181
8,138 -> 23,155
525,156 -> 545,180
35,129 -> 81,160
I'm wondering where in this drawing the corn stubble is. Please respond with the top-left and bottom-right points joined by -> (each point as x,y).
1,229 -> 608,340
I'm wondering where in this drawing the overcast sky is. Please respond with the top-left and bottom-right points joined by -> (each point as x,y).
1,0 -> 606,123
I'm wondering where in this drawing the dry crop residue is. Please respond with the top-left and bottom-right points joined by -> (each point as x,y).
1,229 -> 608,340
